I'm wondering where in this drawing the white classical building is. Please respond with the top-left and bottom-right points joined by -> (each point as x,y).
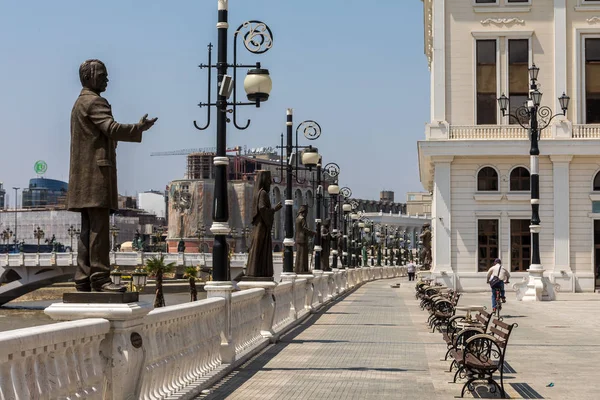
418,0 -> 600,292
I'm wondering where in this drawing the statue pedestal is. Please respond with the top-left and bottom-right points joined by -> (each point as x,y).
63,292 -> 139,304
238,281 -> 278,342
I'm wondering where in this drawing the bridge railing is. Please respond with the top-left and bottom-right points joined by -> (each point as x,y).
3,265 -> 406,400
139,297 -> 226,400
0,318 -> 110,399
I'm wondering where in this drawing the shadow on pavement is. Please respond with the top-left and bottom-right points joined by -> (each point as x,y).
200,288 -> 358,399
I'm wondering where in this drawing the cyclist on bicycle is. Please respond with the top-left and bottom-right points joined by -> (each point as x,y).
486,258 -> 510,312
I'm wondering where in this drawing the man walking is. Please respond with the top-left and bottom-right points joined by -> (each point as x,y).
68,59 -> 157,292
407,261 -> 416,281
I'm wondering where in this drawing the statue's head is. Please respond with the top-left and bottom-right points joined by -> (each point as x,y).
423,223 -> 430,229
79,59 -> 108,93
323,218 -> 331,227
256,170 -> 271,192
298,204 -> 308,216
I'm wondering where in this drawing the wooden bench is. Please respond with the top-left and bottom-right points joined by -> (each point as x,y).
452,318 -> 518,398
443,309 -> 492,361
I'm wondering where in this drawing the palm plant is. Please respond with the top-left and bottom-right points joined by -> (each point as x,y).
184,266 -> 199,302
145,254 -> 175,308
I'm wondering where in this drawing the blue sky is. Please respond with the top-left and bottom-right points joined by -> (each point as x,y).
0,0 -> 430,204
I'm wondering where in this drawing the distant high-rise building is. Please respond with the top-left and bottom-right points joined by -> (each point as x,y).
380,191 -> 394,202
22,178 -> 68,209
118,195 -> 137,210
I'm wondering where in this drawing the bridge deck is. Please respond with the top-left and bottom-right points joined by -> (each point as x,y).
196,278 -> 600,400
198,279 -> 436,399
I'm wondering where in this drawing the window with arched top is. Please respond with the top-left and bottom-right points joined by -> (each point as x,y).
594,171 -> 600,191
510,167 -> 530,191
477,167 -> 499,191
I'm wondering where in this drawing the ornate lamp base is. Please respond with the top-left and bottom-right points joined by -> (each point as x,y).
513,265 -> 559,301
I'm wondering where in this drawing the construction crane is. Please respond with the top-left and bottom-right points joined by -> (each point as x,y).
151,146 -> 242,157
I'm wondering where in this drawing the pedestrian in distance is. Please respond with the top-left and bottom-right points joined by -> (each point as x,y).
407,261 -> 416,281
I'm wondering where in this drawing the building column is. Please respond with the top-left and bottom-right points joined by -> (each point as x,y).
432,156 -> 453,273
551,155 -> 573,289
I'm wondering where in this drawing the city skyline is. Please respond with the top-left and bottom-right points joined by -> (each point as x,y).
0,0 -> 429,202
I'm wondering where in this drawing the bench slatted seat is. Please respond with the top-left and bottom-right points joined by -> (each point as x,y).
443,310 -> 492,361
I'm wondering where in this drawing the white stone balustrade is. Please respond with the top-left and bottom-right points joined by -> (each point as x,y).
272,282 -> 295,334
0,318 -> 110,399
293,278 -> 310,319
231,288 -> 266,355
1,266 -> 401,400
139,297 -> 226,400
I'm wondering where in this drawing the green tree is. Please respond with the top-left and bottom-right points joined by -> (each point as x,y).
145,254 -> 175,308
184,266 -> 199,302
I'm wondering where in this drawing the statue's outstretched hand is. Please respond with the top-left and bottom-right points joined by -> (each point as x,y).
138,114 -> 158,131
274,202 -> 283,211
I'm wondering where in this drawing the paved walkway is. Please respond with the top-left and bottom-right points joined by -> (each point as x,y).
198,278 -> 600,399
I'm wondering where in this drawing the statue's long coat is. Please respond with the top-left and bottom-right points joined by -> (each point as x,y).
246,188 -> 276,278
294,214 -> 314,274
67,89 -> 142,211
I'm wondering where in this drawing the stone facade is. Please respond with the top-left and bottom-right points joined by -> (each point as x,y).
418,0 -> 600,292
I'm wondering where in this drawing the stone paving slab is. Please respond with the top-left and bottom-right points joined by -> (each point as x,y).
196,279 -> 600,399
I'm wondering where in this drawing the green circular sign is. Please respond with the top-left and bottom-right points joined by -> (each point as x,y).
34,160 -> 47,175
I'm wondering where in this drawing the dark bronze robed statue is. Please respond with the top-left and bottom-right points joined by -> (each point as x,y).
294,205 -> 315,274
245,170 -> 282,279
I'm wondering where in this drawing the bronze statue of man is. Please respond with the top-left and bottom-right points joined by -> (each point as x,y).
67,59 -> 157,292
294,205 -> 315,274
245,170 -> 282,279
320,219 -> 331,271
420,223 -> 432,268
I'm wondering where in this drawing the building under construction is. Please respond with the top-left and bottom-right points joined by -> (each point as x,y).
185,146 -> 286,182
166,147 -> 319,253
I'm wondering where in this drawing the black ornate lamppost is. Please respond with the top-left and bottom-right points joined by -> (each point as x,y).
328,182 -> 341,269
273,117 -> 322,277
67,225 -> 79,253
241,225 -> 251,253
152,225 -> 165,253
12,187 -> 19,247
347,201 -> 360,268
498,64 -> 569,299
194,0 -> 274,282
338,187 -> 352,269
1,228 -> 13,253
33,226 -> 44,253
109,223 -> 120,252
313,162 -> 340,271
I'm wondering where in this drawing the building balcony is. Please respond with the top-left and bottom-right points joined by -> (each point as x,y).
426,122 -> 600,141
